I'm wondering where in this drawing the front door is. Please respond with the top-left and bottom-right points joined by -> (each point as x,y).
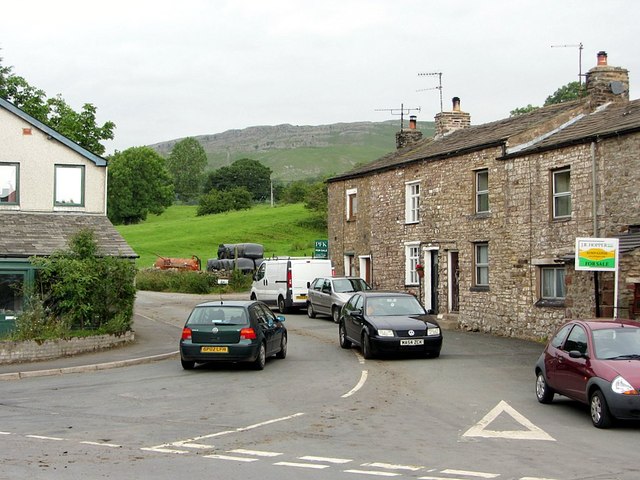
423,250 -> 439,314
449,251 -> 460,312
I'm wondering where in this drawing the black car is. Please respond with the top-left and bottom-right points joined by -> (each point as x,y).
338,291 -> 442,359
179,300 -> 287,370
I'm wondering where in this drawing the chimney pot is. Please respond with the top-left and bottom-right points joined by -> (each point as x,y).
452,97 -> 461,112
597,51 -> 608,66
409,115 -> 417,130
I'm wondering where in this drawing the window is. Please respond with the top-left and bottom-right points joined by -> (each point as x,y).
55,165 -> 85,206
405,181 -> 420,223
346,188 -> 357,221
563,325 -> 588,355
541,266 -> 565,299
0,271 -> 25,314
552,168 -> 571,219
475,169 -> 489,213
474,243 -> 489,287
344,254 -> 355,276
405,243 -> 420,285
0,163 -> 19,204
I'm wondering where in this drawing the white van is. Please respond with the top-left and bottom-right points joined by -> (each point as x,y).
251,257 -> 333,313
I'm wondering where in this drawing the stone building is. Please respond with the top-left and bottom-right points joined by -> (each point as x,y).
327,52 -> 640,341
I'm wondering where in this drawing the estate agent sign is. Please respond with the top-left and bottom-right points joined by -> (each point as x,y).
575,237 -> 620,318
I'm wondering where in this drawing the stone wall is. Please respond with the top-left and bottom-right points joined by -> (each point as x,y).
0,331 -> 134,365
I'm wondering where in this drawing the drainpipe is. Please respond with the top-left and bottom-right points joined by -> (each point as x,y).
591,141 -> 600,317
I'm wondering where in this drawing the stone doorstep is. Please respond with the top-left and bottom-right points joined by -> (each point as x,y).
0,331 -> 135,365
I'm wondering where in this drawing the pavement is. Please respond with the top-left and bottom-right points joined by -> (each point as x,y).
0,311 -> 182,381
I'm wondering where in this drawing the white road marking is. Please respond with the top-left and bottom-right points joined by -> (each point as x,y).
143,412 -> 305,453
342,370 -> 368,398
344,469 -> 401,476
520,477 -> 561,480
174,442 -> 214,449
230,449 -> 283,457
419,476 -> 471,480
0,432 -> 11,435
462,400 -> 555,441
204,454 -> 259,462
141,446 -> 189,454
275,461 -> 330,469
80,441 -> 122,448
441,469 -> 499,478
26,435 -> 63,441
299,455 -> 352,464
363,462 -> 423,471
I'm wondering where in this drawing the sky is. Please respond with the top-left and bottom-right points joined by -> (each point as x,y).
2,0 -> 639,155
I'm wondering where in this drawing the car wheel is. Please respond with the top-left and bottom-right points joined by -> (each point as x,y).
181,359 -> 195,370
250,293 -> 257,300
332,306 -> 340,324
339,322 -> 352,349
276,334 -> 287,359
253,342 -> 266,370
362,332 -> 375,359
590,389 -> 613,428
307,302 -> 316,318
278,296 -> 288,314
535,371 -> 555,404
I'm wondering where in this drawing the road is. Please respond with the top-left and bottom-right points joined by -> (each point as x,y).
1,291 -> 638,479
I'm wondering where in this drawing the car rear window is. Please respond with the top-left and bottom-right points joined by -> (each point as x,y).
187,306 -> 249,326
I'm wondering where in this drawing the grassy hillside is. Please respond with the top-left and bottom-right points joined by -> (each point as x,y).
150,120 -> 435,182
116,204 -> 327,268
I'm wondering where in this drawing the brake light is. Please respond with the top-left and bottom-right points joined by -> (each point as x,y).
240,327 -> 257,340
287,269 -> 292,289
181,327 -> 192,340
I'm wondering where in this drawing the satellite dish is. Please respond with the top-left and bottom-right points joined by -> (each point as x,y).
610,81 -> 625,95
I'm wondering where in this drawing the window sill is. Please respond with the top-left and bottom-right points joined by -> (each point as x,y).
404,221 -> 419,225
473,211 -> 491,219
535,299 -> 566,308
551,216 -> 571,223
470,286 -> 489,292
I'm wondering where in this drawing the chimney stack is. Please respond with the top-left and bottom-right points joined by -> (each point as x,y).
586,51 -> 629,109
434,97 -> 471,138
395,115 -> 423,149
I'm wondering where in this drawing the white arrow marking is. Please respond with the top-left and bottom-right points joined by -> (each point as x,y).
462,400 -> 555,441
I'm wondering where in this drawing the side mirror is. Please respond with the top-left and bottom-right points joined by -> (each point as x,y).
307,281 -> 311,288
276,315 -> 286,323
352,309 -> 364,319
568,350 -> 587,359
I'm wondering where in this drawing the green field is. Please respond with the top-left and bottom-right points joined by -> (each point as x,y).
116,204 -> 328,268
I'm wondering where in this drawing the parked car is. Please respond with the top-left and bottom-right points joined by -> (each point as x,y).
251,257 -> 333,313
534,318 -> 640,428
179,300 -> 287,371
338,291 -> 442,359
307,276 -> 370,323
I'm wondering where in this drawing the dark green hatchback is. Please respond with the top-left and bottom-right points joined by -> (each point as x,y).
179,300 -> 287,370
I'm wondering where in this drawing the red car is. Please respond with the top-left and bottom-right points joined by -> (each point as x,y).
535,319 -> 640,428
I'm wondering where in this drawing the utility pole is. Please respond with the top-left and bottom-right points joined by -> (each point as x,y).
551,42 -> 584,84
375,103 -> 421,130
417,72 -> 443,112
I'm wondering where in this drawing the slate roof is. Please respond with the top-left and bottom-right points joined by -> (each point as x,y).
329,98 -> 640,182
0,97 -> 107,166
0,212 -> 138,259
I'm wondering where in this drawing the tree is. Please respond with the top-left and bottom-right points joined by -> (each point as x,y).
203,158 -> 272,201
107,147 -> 174,225
510,81 -> 586,117
166,137 -> 208,203
281,180 -> 311,204
0,55 -> 114,155
544,81 -> 585,106
197,186 -> 252,216
303,180 -> 328,228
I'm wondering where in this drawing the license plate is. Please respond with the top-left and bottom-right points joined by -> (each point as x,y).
296,294 -> 307,300
400,339 -> 424,346
201,346 -> 228,353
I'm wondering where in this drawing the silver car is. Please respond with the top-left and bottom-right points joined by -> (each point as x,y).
307,277 -> 370,323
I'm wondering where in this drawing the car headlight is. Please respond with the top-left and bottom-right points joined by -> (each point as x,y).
377,329 -> 394,337
611,375 -> 639,395
427,327 -> 441,336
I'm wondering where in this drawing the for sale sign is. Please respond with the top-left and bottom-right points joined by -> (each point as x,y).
575,238 -> 619,271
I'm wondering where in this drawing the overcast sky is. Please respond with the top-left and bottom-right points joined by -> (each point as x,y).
2,0 -> 639,155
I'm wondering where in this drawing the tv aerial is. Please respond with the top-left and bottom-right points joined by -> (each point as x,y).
417,72 -> 443,112
551,42 -> 584,84
375,103 -> 421,130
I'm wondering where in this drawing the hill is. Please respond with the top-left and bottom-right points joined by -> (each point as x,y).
149,120 -> 435,182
